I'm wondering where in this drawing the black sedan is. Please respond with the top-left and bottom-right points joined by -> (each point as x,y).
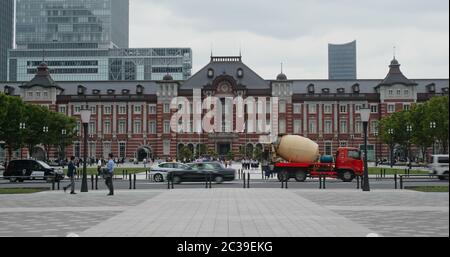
168,162 -> 236,184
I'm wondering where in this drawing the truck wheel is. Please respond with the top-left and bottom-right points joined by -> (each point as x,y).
340,171 -> 355,182
295,170 -> 307,182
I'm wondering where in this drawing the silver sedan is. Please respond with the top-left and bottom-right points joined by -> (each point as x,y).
149,162 -> 191,182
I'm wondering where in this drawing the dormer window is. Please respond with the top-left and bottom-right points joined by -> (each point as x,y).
237,68 -> 244,78
207,68 -> 214,78
307,84 -> 315,94
337,88 -> 345,94
77,85 -> 86,95
92,89 -> 101,95
352,84 -> 360,94
4,86 -> 14,95
322,88 -> 330,94
427,83 -> 436,93
107,89 -> 115,95
122,89 -> 130,95
136,85 -> 144,95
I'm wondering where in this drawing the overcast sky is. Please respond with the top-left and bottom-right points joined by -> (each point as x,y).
129,0 -> 449,80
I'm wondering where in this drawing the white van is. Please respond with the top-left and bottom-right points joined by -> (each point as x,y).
429,155 -> 449,180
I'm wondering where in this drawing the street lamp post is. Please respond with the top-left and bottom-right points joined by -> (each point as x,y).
80,107 -> 92,193
19,123 -> 26,159
374,131 -> 379,167
430,122 -> 437,157
43,126 -> 49,161
388,129 -> 394,168
407,124 -> 413,169
61,129 -> 67,162
359,107 -> 371,192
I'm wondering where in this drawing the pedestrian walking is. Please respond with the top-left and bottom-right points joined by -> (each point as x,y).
105,153 -> 115,196
63,156 -> 77,195
97,158 -> 102,176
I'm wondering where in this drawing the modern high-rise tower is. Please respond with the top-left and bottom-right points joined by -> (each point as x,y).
328,40 -> 357,80
0,0 -> 15,81
15,0 -> 129,50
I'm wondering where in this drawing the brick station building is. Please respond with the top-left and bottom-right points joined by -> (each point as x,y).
1,56 -> 448,162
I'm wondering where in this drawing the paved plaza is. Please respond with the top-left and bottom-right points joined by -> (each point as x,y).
0,188 -> 448,237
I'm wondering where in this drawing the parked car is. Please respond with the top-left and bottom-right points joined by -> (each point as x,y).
149,162 -> 191,182
429,155 -> 449,180
169,162 -> 236,184
3,160 -> 65,183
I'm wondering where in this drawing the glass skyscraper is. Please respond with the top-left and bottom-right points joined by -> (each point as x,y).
328,40 -> 357,80
0,0 -> 14,81
8,0 -> 193,82
15,0 -> 129,49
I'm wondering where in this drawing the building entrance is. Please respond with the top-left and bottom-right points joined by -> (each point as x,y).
217,143 -> 231,158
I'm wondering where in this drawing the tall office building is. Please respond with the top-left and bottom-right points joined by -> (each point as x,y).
328,40 -> 357,80
0,0 -> 14,81
8,0 -> 192,81
15,0 -> 129,49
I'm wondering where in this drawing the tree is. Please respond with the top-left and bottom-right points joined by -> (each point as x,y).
22,104 -> 49,158
409,103 -> 434,161
253,147 -> 263,162
427,96 -> 449,154
0,95 -> 26,161
379,110 -> 410,167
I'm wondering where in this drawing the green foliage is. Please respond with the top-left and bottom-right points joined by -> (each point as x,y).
379,96 -> 449,158
0,93 -> 77,161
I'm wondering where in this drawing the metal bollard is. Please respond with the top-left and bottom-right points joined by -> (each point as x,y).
247,172 -> 250,189
129,174 -> 132,190
243,172 -> 246,189
209,173 -> 212,189
400,175 -> 404,190
168,174 -> 171,190
91,174 -> 94,190
122,170 -> 125,179
319,175 -> 322,189
394,174 -> 398,189
52,178 -> 55,191
357,176 -> 360,189
95,175 -> 98,190
133,174 -> 136,190
57,180 -> 60,191
323,175 -> 326,189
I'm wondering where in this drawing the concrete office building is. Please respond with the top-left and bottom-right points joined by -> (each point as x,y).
0,0 -> 15,81
329,40 -> 357,80
7,0 -> 192,82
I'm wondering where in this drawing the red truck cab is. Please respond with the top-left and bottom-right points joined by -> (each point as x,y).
334,147 -> 364,181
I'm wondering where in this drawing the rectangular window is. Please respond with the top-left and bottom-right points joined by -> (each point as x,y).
403,104 -> 411,111
355,120 -> 362,134
119,106 -> 127,115
74,105 -> 81,114
134,105 -> 142,114
279,119 -> 286,134
404,89 -> 410,96
371,121 -> 379,134
36,92 -> 41,99
149,104 -> 157,114
163,140 -> 171,155
340,141 -> 348,147
355,104 -> 362,112
104,121 -> 111,134
340,120 -> 348,134
325,142 -> 333,156
164,120 -> 170,134
293,104 -> 301,114
324,104 -> 332,114
397,89 -> 402,96
88,142 -> 96,158
149,121 -> 156,134
104,106 -> 112,115
340,105 -> 347,114
309,104 -> 317,114
324,120 -> 333,134
371,105 -> 378,114
89,122 -> 96,134
59,106 -> 66,114
76,122 -> 81,135
279,101 -> 286,114
74,142 -> 81,158
294,120 -> 302,134
119,142 -> 126,159
90,106 -> 96,115
309,120 -> 317,134
118,120 -> 126,134
27,92 -> 33,98
134,120 -> 142,134
388,104 -> 396,113
388,89 -> 394,96
164,103 -> 170,114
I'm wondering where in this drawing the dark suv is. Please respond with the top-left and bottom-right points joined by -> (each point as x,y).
3,160 -> 65,183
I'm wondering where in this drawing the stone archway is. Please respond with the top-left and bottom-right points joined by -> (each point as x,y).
32,146 -> 47,161
136,146 -> 152,162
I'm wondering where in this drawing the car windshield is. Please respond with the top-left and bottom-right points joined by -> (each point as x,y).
38,161 -> 52,169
